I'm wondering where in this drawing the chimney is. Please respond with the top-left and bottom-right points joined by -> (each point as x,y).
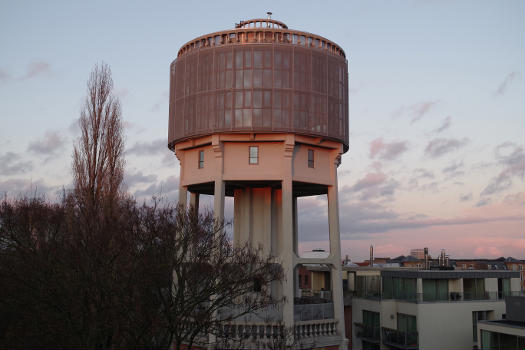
424,247 -> 429,269
370,245 -> 374,267
440,249 -> 446,267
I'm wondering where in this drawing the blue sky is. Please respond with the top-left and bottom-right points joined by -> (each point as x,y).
1,0 -> 523,261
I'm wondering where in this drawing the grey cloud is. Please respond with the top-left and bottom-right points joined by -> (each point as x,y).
350,172 -> 386,192
408,168 -> 435,190
480,172 -> 513,196
297,192 -> 522,240
343,174 -> 399,202
22,62 -> 51,79
443,160 -> 464,174
369,138 -> 408,160
459,193 -> 473,202
133,176 -> 179,200
0,178 -> 55,198
495,72 -> 520,96
0,152 -> 33,175
413,168 -> 434,179
127,138 -> 169,156
481,143 -> 524,196
339,204 -> 519,236
434,116 -> 451,133
27,130 -> 66,155
425,138 -> 469,158
124,171 -> 157,188
476,197 -> 492,207
503,192 -> 524,206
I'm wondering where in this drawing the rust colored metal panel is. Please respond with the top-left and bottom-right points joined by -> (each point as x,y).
168,22 -> 349,152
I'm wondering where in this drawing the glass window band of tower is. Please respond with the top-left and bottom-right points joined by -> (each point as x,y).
168,44 -> 349,152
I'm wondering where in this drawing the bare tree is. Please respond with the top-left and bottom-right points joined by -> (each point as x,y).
132,204 -> 284,350
73,63 -> 124,211
0,62 -> 285,350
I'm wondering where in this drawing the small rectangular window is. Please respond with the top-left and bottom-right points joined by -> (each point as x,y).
308,149 -> 314,168
249,146 -> 259,164
198,150 -> 204,168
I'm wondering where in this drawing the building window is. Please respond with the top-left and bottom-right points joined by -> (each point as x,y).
198,150 -> 204,168
249,146 -> 259,164
308,149 -> 314,168
362,310 -> 380,340
422,279 -> 449,301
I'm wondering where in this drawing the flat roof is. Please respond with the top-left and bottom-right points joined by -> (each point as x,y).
343,267 -> 520,279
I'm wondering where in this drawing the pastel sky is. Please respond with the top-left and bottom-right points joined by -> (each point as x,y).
1,0 -> 523,261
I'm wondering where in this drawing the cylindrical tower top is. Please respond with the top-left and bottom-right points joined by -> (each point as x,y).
168,18 -> 349,152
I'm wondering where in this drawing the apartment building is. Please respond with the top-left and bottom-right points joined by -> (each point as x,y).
344,267 -> 521,350
477,295 -> 525,350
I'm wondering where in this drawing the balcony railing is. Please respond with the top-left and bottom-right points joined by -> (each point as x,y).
382,327 -> 418,350
218,319 -> 338,342
354,322 -> 380,342
294,303 -> 334,321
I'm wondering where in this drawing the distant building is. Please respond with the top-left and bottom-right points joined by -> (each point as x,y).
410,249 -> 425,260
343,266 -> 521,350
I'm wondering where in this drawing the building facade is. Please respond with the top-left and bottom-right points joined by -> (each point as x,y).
344,267 -> 521,350
477,295 -> 525,350
169,17 -> 349,349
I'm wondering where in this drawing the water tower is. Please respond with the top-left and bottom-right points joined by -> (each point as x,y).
168,17 -> 348,349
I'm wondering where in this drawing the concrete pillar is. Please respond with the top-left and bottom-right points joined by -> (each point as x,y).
327,148 -> 346,346
178,186 -> 188,209
212,135 -> 224,224
233,188 -> 251,246
292,196 -> 298,255
214,180 -> 225,224
417,278 -> 423,302
281,135 -> 295,328
189,192 -> 200,213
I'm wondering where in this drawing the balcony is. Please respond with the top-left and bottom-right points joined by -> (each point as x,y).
354,322 -> 380,344
217,319 -> 339,347
382,327 -> 418,350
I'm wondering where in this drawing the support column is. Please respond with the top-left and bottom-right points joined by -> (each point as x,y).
189,192 -> 200,214
292,196 -> 298,255
417,278 -> 423,302
327,148 -> 346,348
212,135 -> 224,224
178,186 -> 188,209
176,148 -> 187,209
281,135 -> 295,328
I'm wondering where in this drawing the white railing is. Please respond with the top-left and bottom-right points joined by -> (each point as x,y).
294,319 -> 338,339
218,319 -> 338,341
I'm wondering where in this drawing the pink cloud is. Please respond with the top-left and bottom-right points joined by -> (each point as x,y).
369,138 -> 408,160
